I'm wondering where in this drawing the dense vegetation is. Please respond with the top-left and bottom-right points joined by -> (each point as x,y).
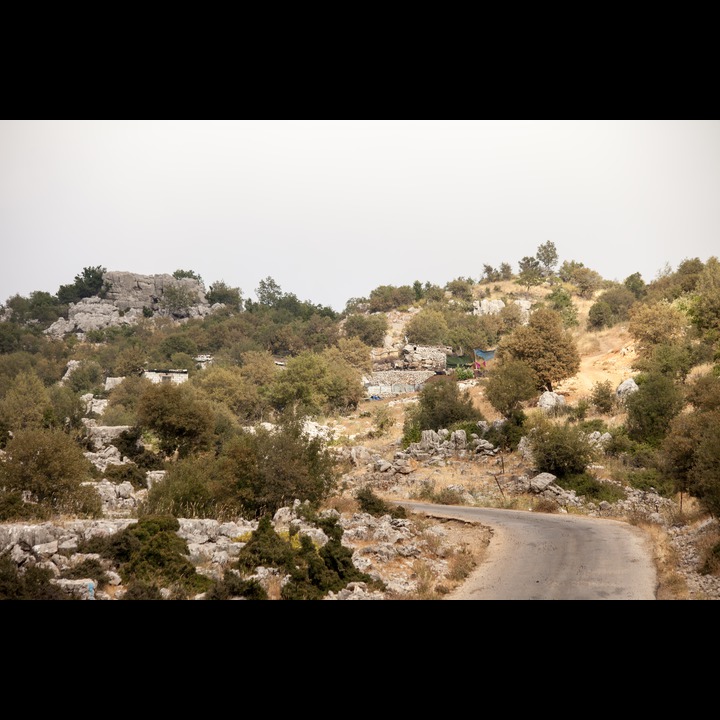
2,242 -> 720,598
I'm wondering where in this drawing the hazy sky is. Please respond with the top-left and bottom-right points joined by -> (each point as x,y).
1,120 -> 718,312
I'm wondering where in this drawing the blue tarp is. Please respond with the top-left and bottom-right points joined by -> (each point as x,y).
474,348 -> 496,361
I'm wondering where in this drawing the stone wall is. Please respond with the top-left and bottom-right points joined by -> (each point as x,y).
401,344 -> 449,371
364,369 -> 436,396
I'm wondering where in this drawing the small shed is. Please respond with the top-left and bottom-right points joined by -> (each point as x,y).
142,369 -> 189,385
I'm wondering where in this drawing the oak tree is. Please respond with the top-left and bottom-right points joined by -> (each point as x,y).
496,307 -> 580,392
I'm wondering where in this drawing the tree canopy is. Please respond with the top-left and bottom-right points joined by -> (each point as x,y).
496,307 -> 580,392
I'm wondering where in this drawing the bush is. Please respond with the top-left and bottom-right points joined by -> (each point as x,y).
448,419 -> 484,439
234,514 -> 296,574
0,552 -> 69,600
137,382 -> 215,458
232,513 -> 380,600
111,428 -> 165,470
484,359 -> 539,418
78,515 -> 212,596
402,376 -> 483,445
433,487 -> 466,505
355,487 -> 408,519
567,398 -> 590,422
343,313 -> 388,347
370,406 -> 395,437
554,473 -> 627,504
0,489 -> 52,522
65,360 -> 105,395
454,367 -> 474,381
205,571 -> 268,600
62,557 -> 110,586
122,581 -> 164,600
532,497 -> 561,513
623,468 -> 675,497
483,410 -> 526,452
625,373 -> 684,446
417,483 -> 466,505
0,428 -> 101,518
143,454 -> 220,519
527,419 -> 597,477
103,463 -> 147,489
578,418 -> 609,434
219,417 -> 338,519
591,380 -> 616,414
587,301 -> 614,330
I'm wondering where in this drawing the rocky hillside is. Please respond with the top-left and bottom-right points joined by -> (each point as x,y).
2,271 -> 719,600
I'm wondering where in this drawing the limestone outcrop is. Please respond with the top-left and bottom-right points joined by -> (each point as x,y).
44,271 -> 224,338
102,271 -> 207,312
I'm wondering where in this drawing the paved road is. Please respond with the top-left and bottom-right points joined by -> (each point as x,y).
399,502 -> 657,600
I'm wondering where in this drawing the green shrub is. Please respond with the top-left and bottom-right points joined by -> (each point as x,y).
355,487 -> 408,519
65,360 -> 105,395
603,427 -> 635,458
121,530 -> 208,592
205,570 -> 268,600
343,313 -> 388,347
281,525 -> 380,600
625,372 -> 684,446
578,418 -> 609,434
0,489 -> 52,522
370,406 -> 396,437
111,428 -> 165,470
103,463 -> 147,489
528,418 -> 597,477
482,410 -> 526,451
555,473 -> 627,503
0,427 -> 101,518
78,514 -> 212,596
590,380 -> 617,415
62,557 -> 110,586
484,359 -> 539,417
402,376 -> 483,445
122,581 -> 164,600
143,454 -> 220,519
231,512 -> 382,599
623,468 -> 675,497
587,301 -> 614,330
220,417 -> 338,519
567,398 -> 590,422
234,514 -> 296,574
0,552 -> 69,600
448,420 -> 484,440
401,419 -> 422,448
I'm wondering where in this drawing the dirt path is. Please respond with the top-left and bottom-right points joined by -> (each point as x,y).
554,325 -> 636,405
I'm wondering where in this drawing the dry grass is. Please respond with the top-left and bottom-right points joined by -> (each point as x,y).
446,548 -> 476,581
640,521 -> 690,600
409,559 -> 440,599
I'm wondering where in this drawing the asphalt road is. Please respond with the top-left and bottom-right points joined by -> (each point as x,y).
399,502 -> 658,600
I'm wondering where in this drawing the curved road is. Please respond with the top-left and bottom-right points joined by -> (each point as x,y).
399,502 -> 657,600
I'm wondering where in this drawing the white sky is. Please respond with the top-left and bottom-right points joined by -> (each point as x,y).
1,120 -> 718,313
